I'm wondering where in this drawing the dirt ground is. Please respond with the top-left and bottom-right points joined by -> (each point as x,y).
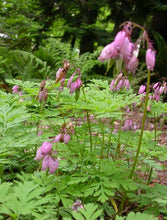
125,110 -> 167,185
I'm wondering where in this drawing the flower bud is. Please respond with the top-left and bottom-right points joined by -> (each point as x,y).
159,86 -> 164,95
146,48 -> 156,71
55,134 -> 61,143
116,79 -> 124,90
41,155 -> 50,171
40,80 -> 46,90
70,78 -> 82,94
153,82 -> 160,90
67,74 -> 74,88
138,85 -> 146,94
12,85 -> 19,93
34,147 -> 44,160
41,141 -> 52,155
48,158 -> 59,174
125,79 -> 130,90
110,79 -> 115,91
64,134 -> 70,144
38,89 -> 48,102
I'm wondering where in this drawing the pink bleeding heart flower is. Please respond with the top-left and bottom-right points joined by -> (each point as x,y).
63,134 -> 70,144
138,85 -> 146,94
146,48 -> 156,71
125,55 -> 139,73
12,85 -> 19,93
34,146 -> 44,161
48,158 -> 59,174
70,78 -> 82,94
54,134 -> 62,143
114,31 -> 126,51
98,42 -> 118,61
41,155 -> 50,171
41,141 -> 52,155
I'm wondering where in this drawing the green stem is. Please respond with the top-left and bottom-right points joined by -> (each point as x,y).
40,99 -> 46,113
61,111 -> 66,125
154,112 -> 157,147
147,112 -> 157,184
56,90 -> 62,102
82,86 -> 93,153
107,120 -> 114,158
118,193 -> 127,214
75,117 -> 79,142
36,118 -> 40,135
86,110 -> 93,153
147,167 -> 153,184
129,69 -> 151,179
114,121 -> 122,161
100,122 -> 105,159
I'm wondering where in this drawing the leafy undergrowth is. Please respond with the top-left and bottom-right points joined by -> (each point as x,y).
0,78 -> 167,220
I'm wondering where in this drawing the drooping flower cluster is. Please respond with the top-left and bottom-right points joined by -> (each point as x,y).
67,68 -> 82,94
36,80 -> 48,102
98,22 -> 156,94
12,85 -> 22,96
122,119 -> 137,131
34,141 -> 59,174
152,82 -> 167,101
98,22 -> 139,74
72,200 -> 84,212
35,122 -> 74,173
52,121 -> 74,145
110,72 -> 130,91
98,22 -> 156,74
55,61 -> 82,95
55,60 -> 70,91
138,82 -> 167,102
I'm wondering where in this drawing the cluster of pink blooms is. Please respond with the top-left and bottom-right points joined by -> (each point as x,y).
52,121 -> 74,144
56,60 -> 70,91
56,60 -> 82,94
35,121 -> 74,173
34,141 -> 59,174
113,119 -> 137,133
12,85 -> 22,96
110,72 -> 130,91
98,22 -> 139,73
72,200 -> 84,212
67,68 -> 82,94
98,22 -> 156,73
53,133 -> 70,144
122,119 -> 137,131
138,82 -> 167,102
98,21 -> 156,92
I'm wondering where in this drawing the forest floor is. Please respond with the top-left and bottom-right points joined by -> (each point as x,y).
124,110 -> 167,185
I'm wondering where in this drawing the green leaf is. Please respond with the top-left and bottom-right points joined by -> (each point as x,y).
72,203 -> 102,220
115,212 -> 158,220
105,58 -> 115,75
0,180 -> 56,218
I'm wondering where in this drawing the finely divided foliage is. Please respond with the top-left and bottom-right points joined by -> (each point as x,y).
0,21 -> 167,220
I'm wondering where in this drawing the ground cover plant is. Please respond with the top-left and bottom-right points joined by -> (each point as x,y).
0,21 -> 167,220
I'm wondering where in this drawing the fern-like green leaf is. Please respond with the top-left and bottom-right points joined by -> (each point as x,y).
0,180 -> 56,218
115,212 -> 158,220
72,203 -> 102,220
